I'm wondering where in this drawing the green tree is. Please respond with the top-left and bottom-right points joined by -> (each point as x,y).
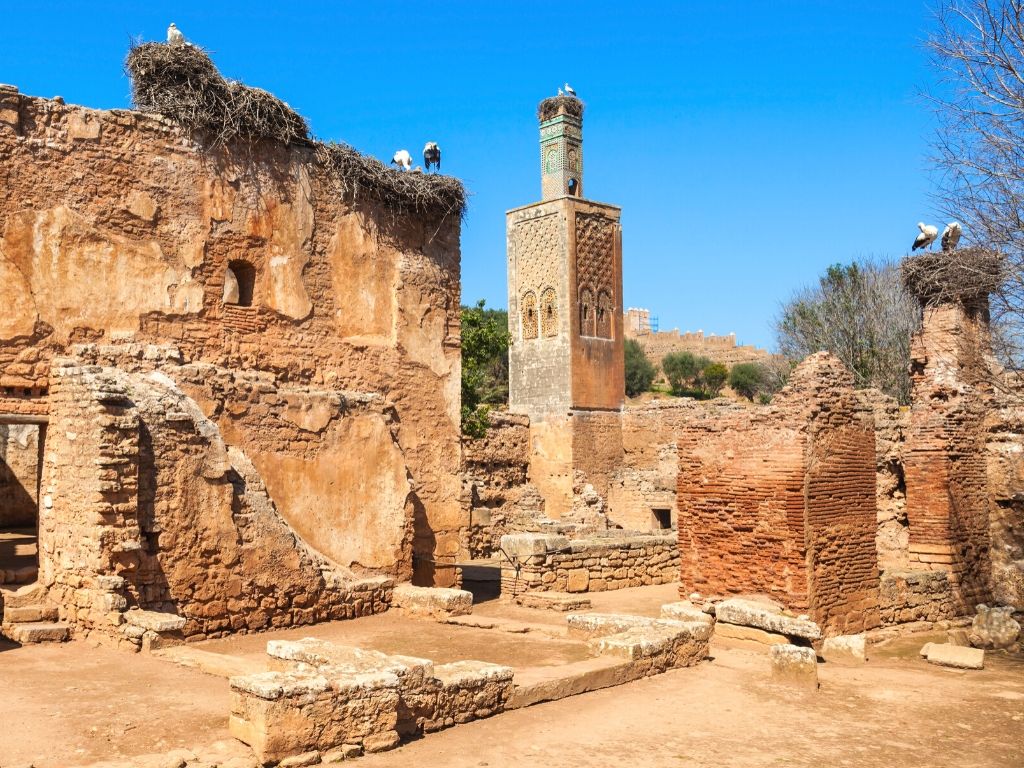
461,300 -> 510,438
729,362 -> 765,401
624,339 -> 657,397
776,260 -> 918,404
700,362 -> 728,397
662,352 -> 703,396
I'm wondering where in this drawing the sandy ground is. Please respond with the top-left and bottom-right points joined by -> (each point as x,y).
2,583 -> 1022,768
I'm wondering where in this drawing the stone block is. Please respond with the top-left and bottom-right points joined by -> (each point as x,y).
515,592 -> 592,611
3,604 -> 58,623
427,660 -> 514,732
967,604 -> 1020,650
124,609 -> 187,633
392,584 -> 473,619
820,633 -> 867,664
566,568 -> 590,593
6,621 -> 70,643
499,533 -> 569,559
660,601 -> 713,625
716,598 -> 822,640
714,622 -> 788,647
924,643 -> 985,670
770,644 -> 818,689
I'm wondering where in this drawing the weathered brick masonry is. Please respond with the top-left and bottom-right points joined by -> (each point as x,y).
0,87 -> 463,638
676,353 -> 880,635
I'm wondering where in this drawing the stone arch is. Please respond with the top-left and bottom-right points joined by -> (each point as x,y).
596,290 -> 613,339
540,287 -> 558,338
521,291 -> 538,340
579,286 -> 595,337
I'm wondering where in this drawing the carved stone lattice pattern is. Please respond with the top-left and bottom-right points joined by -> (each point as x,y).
540,287 -> 558,338
576,212 -> 615,338
521,291 -> 538,340
579,287 -> 595,336
596,290 -> 613,339
513,214 -> 559,339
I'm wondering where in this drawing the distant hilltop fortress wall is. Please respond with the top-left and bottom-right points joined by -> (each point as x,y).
624,308 -> 771,366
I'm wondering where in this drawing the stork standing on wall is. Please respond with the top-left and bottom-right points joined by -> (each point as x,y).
167,23 -> 185,46
391,149 -> 412,171
912,222 -> 939,251
423,142 -> 441,173
941,221 -> 962,252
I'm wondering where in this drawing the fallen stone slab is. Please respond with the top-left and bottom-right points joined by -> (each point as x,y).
124,609 -> 187,633
566,612 -> 660,640
392,584 -> 473,619
820,633 -> 867,664
770,644 -> 818,689
924,642 -> 985,670
499,533 -> 570,560
516,592 -> 592,611
6,621 -> 70,643
660,601 -> 714,625
715,598 -> 821,641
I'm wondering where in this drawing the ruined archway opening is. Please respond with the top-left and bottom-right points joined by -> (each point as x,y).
0,419 -> 45,586
225,260 -> 256,307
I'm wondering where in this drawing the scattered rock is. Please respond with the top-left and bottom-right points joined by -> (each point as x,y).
925,643 -> 985,670
820,633 -> 867,664
770,644 -> 818,689
278,751 -> 321,767
967,604 -> 1020,650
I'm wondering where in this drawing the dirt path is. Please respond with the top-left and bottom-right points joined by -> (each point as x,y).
2,620 -> 1022,768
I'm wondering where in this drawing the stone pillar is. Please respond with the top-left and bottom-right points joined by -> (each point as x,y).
902,248 -> 1000,614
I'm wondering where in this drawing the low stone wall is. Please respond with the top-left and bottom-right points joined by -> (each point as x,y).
499,532 -> 678,595
231,639 -> 513,764
878,570 -> 956,626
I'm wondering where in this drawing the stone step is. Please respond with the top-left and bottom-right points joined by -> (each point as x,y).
6,621 -> 70,643
3,604 -> 59,624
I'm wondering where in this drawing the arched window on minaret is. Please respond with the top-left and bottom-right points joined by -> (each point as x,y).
540,287 -> 558,338
521,291 -> 538,340
579,287 -> 595,337
596,290 -> 613,339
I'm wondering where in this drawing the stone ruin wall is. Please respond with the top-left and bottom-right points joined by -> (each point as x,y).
0,90 -> 463,634
675,353 -> 881,635
40,357 -> 393,643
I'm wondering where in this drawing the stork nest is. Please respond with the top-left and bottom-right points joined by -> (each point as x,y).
126,41 -> 309,146
537,95 -> 584,122
900,247 -> 1005,305
315,143 -> 466,221
125,41 -> 466,222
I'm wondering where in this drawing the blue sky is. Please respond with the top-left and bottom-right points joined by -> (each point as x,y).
1,2 -> 942,350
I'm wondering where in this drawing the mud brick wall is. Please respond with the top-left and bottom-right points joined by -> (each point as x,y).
460,411 -> 532,558
984,400 -> 1024,607
905,302 -> 993,614
0,91 -> 463,586
40,360 -> 394,641
500,533 -> 678,595
676,353 -> 880,635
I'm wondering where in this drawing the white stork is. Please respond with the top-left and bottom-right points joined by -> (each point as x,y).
941,221 -> 962,252
391,149 -> 413,171
912,222 -> 939,251
423,142 -> 441,172
564,82 -> 577,98
167,23 -> 185,46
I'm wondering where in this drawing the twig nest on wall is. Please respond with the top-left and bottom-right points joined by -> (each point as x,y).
900,247 -> 1004,306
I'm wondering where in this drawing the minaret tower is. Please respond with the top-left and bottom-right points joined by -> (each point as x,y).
505,94 -> 624,517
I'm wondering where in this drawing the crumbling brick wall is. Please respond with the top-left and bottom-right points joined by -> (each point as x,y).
0,91 -> 462,588
983,398 -> 1024,607
676,353 -> 880,635
40,357 -> 392,641
904,302 -> 993,613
